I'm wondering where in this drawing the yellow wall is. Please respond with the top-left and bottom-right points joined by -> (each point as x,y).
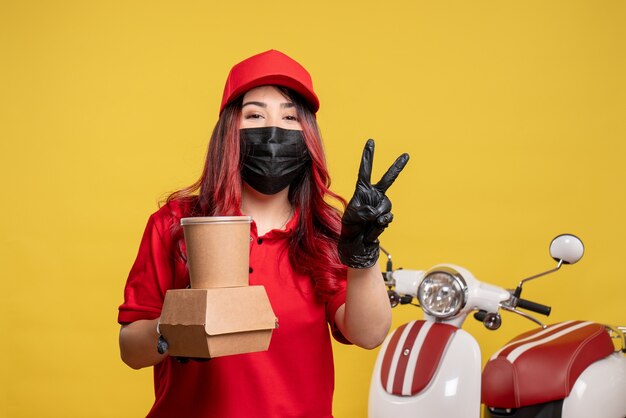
1,1 -> 625,417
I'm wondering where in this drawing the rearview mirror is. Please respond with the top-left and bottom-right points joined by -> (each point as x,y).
550,234 -> 584,265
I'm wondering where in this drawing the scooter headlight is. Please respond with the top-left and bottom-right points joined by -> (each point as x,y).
417,267 -> 468,319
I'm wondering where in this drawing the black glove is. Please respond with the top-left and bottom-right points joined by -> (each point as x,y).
339,139 -> 409,269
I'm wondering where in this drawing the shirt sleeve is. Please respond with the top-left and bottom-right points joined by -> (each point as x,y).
325,270 -> 351,345
118,210 -> 177,324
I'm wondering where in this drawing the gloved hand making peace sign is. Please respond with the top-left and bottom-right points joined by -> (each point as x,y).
339,139 -> 410,269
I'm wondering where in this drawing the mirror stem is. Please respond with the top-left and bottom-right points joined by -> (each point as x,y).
514,259 -> 564,298
380,246 -> 393,283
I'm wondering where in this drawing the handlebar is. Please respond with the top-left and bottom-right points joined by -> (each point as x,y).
474,298 -> 551,324
474,310 -> 489,322
516,298 -> 551,316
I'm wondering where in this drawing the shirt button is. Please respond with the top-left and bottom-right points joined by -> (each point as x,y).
249,267 -> 253,273
257,238 -> 263,245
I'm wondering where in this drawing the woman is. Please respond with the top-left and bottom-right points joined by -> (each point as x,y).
118,49 -> 409,417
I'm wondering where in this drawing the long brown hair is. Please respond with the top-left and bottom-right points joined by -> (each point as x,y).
166,87 -> 348,299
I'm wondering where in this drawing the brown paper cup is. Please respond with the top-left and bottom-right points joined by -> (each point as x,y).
181,216 -> 252,288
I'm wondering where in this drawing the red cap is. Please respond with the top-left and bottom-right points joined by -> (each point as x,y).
219,50 -> 320,114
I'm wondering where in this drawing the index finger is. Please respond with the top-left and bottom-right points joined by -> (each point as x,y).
357,139 -> 375,185
374,153 -> 410,193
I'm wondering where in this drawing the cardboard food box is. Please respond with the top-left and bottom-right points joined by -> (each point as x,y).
159,286 -> 278,358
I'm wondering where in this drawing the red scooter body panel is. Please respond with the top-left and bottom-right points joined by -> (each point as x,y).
482,321 -> 614,408
380,321 -> 457,396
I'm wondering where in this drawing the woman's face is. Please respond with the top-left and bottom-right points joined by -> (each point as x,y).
239,86 -> 303,131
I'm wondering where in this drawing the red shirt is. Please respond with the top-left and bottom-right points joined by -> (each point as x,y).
119,201 -> 348,418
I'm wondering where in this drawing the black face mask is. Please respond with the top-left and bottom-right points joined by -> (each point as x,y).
240,127 -> 311,195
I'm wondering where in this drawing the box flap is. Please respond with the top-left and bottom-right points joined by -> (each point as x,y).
160,289 -> 207,325
204,286 -> 277,336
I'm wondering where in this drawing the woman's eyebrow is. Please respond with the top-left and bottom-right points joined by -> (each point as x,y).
242,101 -> 266,108
241,101 -> 295,108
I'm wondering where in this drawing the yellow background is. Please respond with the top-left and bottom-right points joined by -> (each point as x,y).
1,1 -> 625,417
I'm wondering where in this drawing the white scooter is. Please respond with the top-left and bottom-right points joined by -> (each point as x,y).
369,234 -> 626,418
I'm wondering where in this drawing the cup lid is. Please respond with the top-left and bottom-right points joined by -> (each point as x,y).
180,216 -> 253,226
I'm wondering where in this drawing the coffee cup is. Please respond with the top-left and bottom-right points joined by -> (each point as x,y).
180,216 -> 252,288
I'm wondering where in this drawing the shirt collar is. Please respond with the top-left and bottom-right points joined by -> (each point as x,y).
238,206 -> 300,240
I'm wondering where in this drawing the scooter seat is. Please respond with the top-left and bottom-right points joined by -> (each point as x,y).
482,320 -> 614,409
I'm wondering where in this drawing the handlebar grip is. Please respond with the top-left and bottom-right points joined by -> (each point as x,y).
517,298 -> 551,316
400,295 -> 413,305
474,310 -> 488,322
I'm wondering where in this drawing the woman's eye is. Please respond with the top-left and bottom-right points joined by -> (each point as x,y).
245,113 -> 264,119
284,115 -> 299,121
